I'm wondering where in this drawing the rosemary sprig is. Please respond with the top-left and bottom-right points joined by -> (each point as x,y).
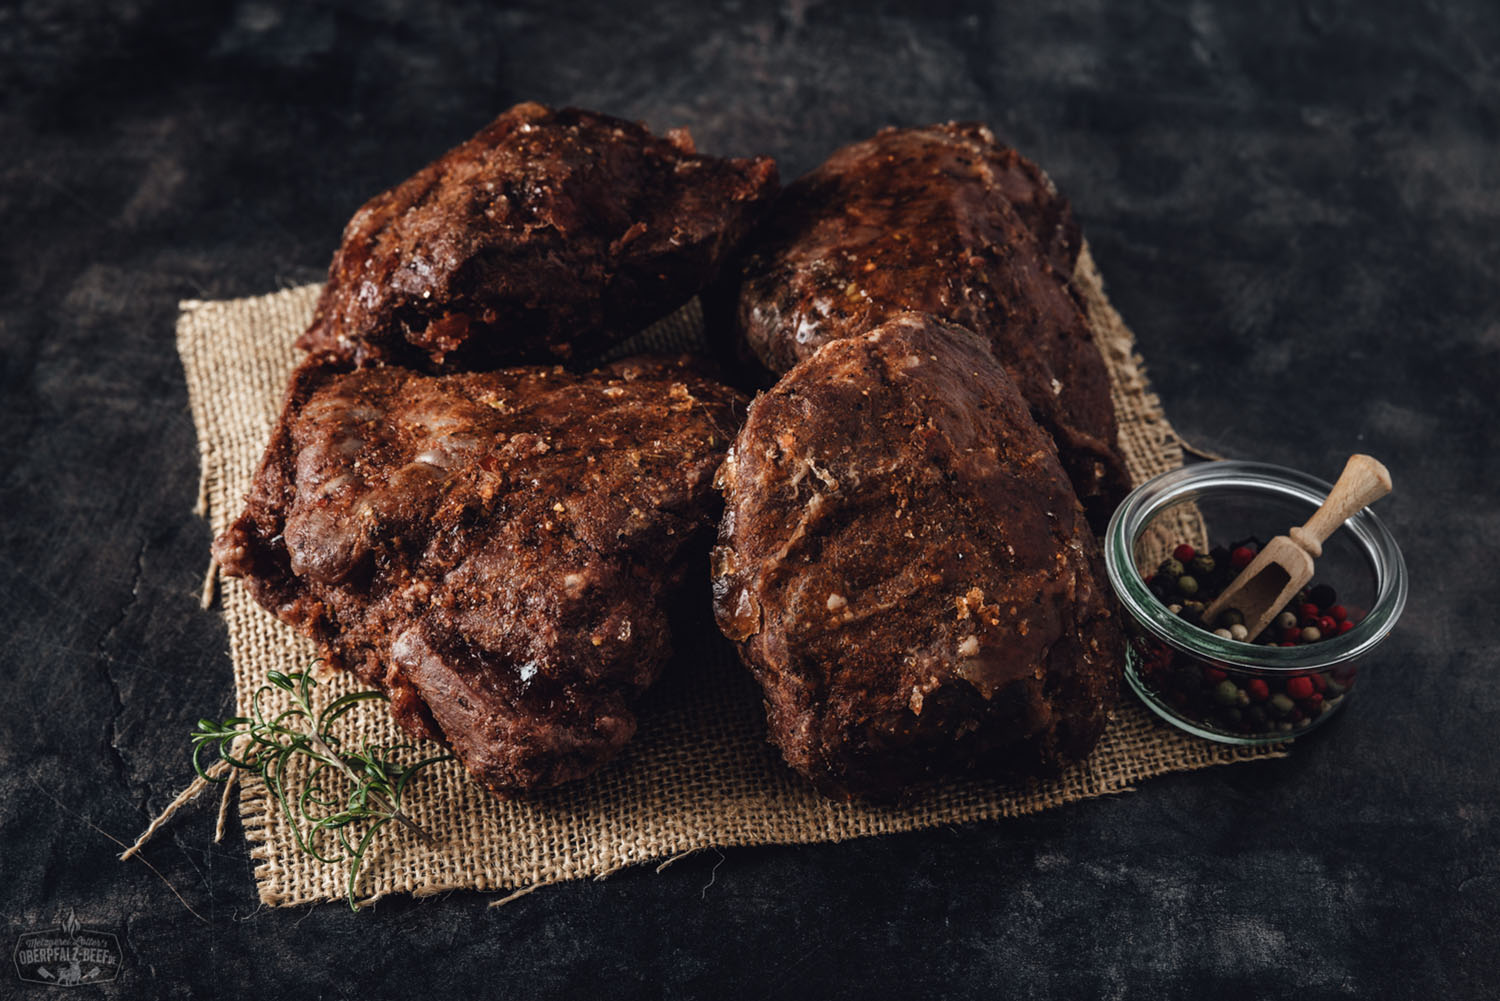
191,668 -> 453,910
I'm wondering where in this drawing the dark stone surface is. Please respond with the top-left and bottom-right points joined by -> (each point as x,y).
2,1 -> 1496,997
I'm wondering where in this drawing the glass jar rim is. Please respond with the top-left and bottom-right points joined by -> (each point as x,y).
1104,460 -> 1407,671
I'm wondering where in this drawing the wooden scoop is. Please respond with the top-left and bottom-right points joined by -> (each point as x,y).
1202,454 -> 1392,641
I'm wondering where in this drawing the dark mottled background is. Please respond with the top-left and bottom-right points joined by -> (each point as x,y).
2,1 -> 1497,997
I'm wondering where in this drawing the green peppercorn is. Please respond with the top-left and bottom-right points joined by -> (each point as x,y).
1213,679 -> 1240,706
1269,693 -> 1295,716
1159,558 -> 1186,578
1218,608 -> 1244,628
1177,575 -> 1199,595
1190,554 -> 1216,576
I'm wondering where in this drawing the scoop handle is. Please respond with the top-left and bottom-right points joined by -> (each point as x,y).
1288,454 -> 1391,558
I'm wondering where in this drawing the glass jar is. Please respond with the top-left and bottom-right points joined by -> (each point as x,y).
1103,461 -> 1407,744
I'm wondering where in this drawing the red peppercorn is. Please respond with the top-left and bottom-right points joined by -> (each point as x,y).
1337,620 -> 1355,635
1173,544 -> 1196,563
1203,667 -> 1227,683
1309,673 -> 1327,693
1285,676 -> 1314,699
1318,615 -> 1337,634
1303,692 -> 1324,711
1329,605 -> 1347,622
1282,627 -> 1302,644
1280,642 -> 1297,647
1300,603 -> 1320,621
1230,546 -> 1256,569
1246,679 -> 1269,701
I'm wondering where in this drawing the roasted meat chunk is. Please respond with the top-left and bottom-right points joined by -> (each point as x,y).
214,355 -> 747,794
729,122 -> 1127,526
299,102 -> 779,370
711,314 -> 1122,800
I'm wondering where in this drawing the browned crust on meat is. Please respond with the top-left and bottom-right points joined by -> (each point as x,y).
729,122 -> 1127,527
711,314 -> 1122,800
300,102 -> 778,370
214,355 -> 747,794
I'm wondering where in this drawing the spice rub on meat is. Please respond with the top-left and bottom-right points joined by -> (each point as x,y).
711,314 -> 1122,800
213,355 -> 746,794
730,122 -> 1127,527
299,102 -> 779,370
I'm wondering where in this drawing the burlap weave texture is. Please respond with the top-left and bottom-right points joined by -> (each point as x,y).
176,244 -> 1283,907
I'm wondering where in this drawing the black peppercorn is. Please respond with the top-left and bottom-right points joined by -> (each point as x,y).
1309,584 -> 1337,608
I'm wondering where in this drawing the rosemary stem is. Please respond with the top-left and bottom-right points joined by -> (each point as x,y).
190,668 -> 452,909
301,721 -> 438,846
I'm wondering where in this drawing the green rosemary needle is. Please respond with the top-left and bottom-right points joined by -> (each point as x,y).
191,668 -> 453,910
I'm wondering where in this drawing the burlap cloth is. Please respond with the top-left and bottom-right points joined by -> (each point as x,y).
176,244 -> 1284,907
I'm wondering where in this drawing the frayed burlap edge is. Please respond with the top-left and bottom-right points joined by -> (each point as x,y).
173,243 -> 1284,908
